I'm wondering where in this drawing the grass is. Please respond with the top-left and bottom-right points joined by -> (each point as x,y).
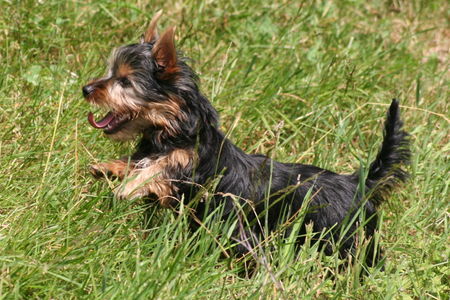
0,0 -> 449,298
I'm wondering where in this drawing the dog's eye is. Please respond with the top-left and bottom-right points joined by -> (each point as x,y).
118,77 -> 131,87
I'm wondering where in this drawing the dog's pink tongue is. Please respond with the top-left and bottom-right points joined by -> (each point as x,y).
88,112 -> 115,129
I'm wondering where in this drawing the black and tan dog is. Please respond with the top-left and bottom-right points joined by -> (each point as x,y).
82,12 -> 410,267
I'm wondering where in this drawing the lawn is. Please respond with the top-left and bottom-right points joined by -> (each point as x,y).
0,0 -> 448,298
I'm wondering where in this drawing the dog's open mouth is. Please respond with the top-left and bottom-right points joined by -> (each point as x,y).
88,111 -> 130,134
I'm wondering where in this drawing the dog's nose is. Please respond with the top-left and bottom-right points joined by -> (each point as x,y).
82,85 -> 94,98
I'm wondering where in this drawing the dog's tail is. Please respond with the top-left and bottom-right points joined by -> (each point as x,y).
364,99 -> 411,206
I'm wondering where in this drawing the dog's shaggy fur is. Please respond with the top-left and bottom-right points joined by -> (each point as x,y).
83,13 -> 410,268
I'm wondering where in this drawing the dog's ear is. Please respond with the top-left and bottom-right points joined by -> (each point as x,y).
142,10 -> 163,43
152,26 -> 178,78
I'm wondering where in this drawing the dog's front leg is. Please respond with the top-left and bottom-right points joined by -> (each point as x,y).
90,158 -> 134,180
114,159 -> 176,207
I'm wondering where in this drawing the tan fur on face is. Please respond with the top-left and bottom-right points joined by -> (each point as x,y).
86,76 -> 140,114
107,80 -> 143,113
115,148 -> 194,207
104,92 -> 185,141
85,78 -> 113,108
139,96 -> 186,135
117,64 -> 134,77
86,72 -> 186,141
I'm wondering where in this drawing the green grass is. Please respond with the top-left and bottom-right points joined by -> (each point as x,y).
1,0 -> 449,298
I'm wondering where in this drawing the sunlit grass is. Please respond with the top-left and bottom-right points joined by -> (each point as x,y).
0,0 -> 448,298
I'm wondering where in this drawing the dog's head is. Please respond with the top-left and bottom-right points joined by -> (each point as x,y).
82,12 -> 216,142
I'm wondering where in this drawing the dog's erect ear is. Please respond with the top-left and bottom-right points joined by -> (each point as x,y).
142,10 -> 163,43
152,26 -> 178,77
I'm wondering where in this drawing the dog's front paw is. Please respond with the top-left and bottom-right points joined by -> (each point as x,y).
90,163 -> 110,179
89,160 -> 131,180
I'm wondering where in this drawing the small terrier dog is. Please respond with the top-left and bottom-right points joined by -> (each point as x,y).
83,12 -> 410,267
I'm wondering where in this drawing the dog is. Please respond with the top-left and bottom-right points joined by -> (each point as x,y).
82,12 -> 410,268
